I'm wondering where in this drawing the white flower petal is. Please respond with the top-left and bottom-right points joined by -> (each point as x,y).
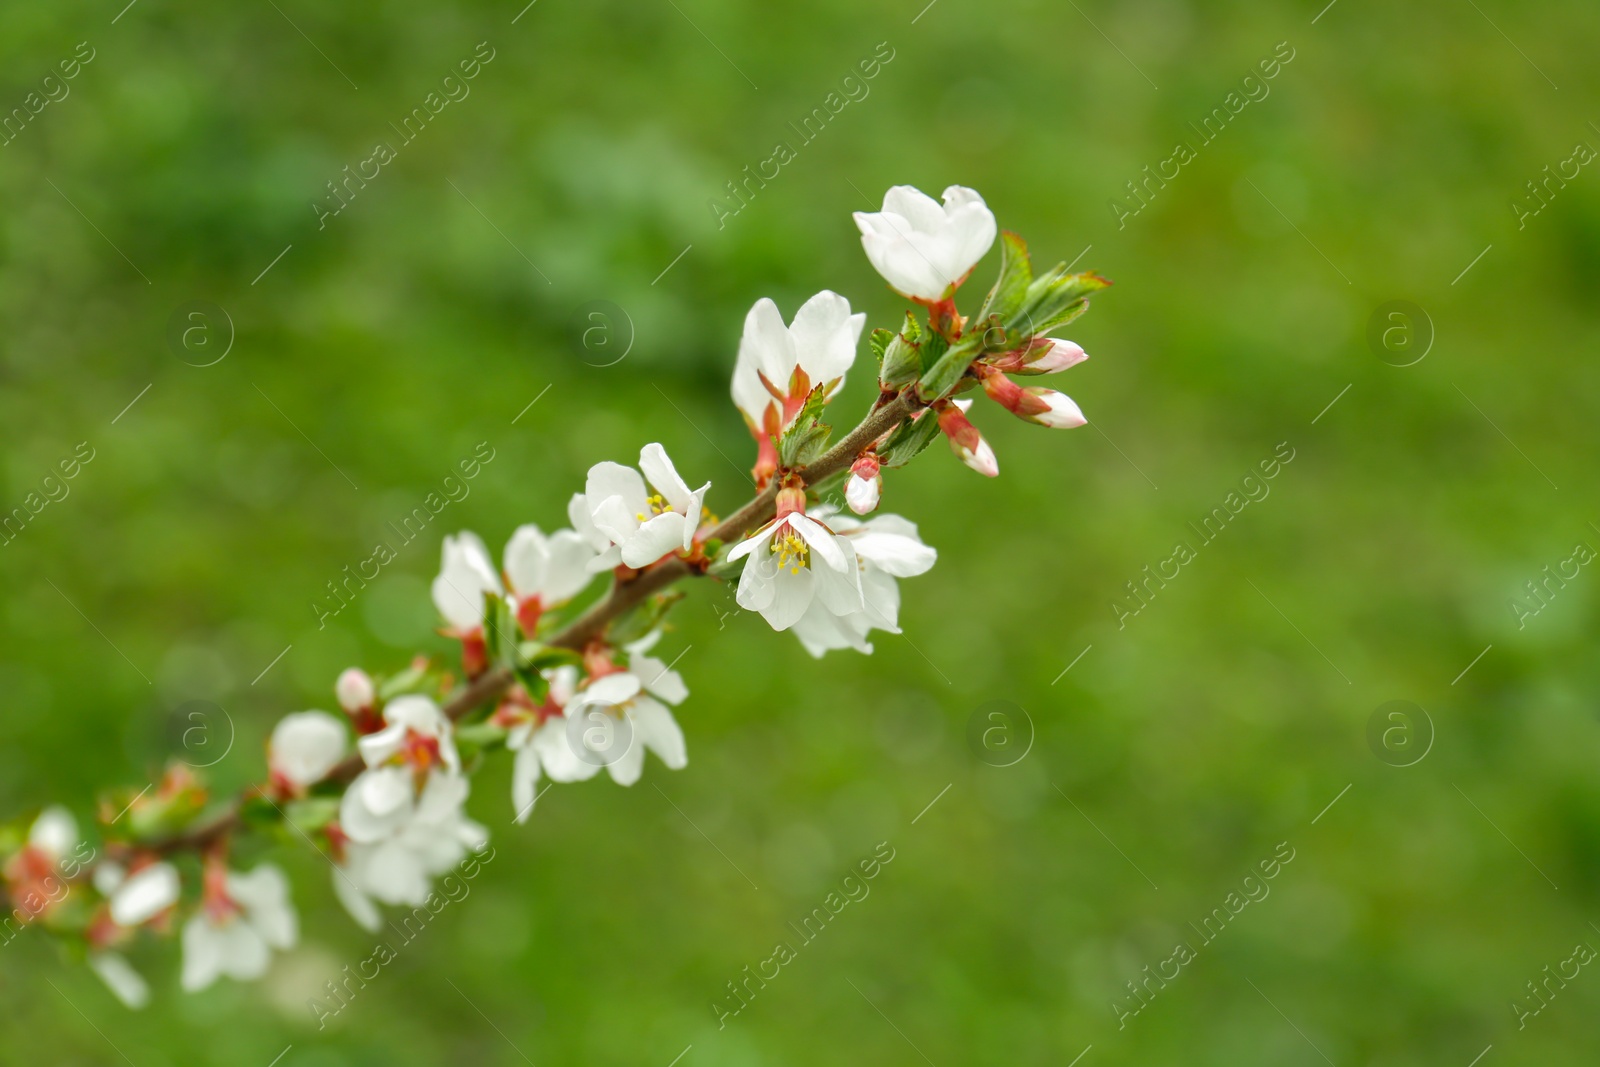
531,718 -> 601,782
639,443 -> 694,513
762,566 -> 816,631
29,806 -> 78,860
432,532 -> 502,631
270,711 -> 347,787
630,697 -> 687,771
332,866 -> 382,932
537,530 -> 599,603
845,473 -> 880,515
110,863 -> 179,927
512,743 -> 541,824
788,290 -> 864,386
180,916 -> 224,992
228,865 -> 297,950
619,513 -> 689,568
88,952 -> 150,1009
585,462 -> 649,518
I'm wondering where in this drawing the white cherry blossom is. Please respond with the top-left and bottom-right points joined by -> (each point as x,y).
575,444 -> 709,571
106,861 -> 180,927
268,711 -> 347,791
431,532 -> 502,633
333,773 -> 487,926
977,363 -> 1086,429
732,291 -> 865,437
501,666 -> 581,823
854,185 -> 998,301
845,453 -> 882,515
727,503 -> 864,632
28,806 -> 78,859
562,661 -> 688,788
180,863 -> 298,991
341,695 -> 461,842
791,511 -> 938,656
504,523 -> 597,612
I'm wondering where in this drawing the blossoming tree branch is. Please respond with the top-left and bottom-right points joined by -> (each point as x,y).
2,185 -> 1108,1006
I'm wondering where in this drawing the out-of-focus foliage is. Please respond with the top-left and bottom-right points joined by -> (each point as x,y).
2,0 -> 1598,1063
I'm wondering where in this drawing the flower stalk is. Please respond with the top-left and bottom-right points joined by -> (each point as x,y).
3,182 -> 1108,1007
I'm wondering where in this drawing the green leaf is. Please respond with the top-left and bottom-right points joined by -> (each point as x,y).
917,334 -> 980,402
976,231 -> 1033,326
868,326 -> 893,365
1010,269 -> 1111,336
879,312 -> 924,389
377,661 -> 431,700
513,662 -> 551,704
878,410 -> 943,468
778,386 -> 832,467
483,593 -> 518,670
518,642 -> 582,673
284,797 -> 340,834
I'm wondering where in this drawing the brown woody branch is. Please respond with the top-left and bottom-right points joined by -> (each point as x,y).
149,389 -> 920,857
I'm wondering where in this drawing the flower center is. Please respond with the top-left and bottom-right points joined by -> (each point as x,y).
773,529 -> 810,574
635,494 -> 674,521
402,729 -> 442,772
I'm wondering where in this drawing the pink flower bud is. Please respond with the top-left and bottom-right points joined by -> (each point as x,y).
936,401 -> 999,478
1027,388 -> 1086,428
988,337 -> 1089,376
846,453 -> 882,514
336,668 -> 375,714
1028,338 -> 1087,374
977,366 -> 1086,429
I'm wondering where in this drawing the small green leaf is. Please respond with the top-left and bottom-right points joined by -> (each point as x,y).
879,312 -> 924,389
377,661 -> 431,700
917,335 -> 980,402
513,662 -> 551,704
777,386 -> 832,467
868,327 -> 893,366
518,642 -> 582,673
878,411 -> 943,467
1010,269 -> 1110,336
284,797 -> 340,834
483,593 -> 518,670
977,231 -> 1033,325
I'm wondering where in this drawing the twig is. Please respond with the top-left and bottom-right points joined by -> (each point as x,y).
147,390 -> 921,857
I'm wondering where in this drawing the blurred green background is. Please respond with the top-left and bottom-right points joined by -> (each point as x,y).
3,0 -> 1599,1063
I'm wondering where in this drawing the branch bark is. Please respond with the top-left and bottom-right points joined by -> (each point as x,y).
151,388 -> 919,857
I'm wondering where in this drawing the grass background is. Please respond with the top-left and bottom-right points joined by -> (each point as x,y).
2,0 -> 1599,1063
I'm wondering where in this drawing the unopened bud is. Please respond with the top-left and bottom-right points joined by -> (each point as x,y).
936,400 -> 998,478
1026,338 -> 1088,374
336,668 -> 375,714
846,453 -> 882,515
977,365 -> 1086,429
